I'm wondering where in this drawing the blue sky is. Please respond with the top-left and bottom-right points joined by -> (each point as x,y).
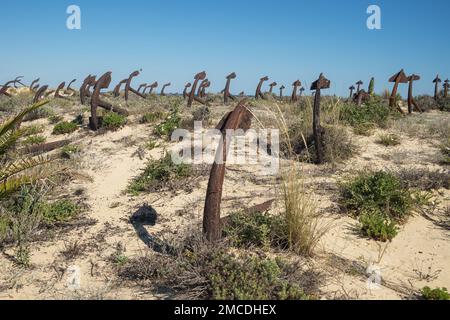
1,0 -> 449,97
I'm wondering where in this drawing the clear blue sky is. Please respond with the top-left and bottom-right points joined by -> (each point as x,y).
1,0 -> 449,97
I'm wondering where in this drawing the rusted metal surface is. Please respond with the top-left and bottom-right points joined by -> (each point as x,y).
291,80 -> 302,102
444,79 -> 449,98
0,77 -> 25,97
183,82 -> 192,99
268,82 -> 277,94
147,81 -> 158,95
161,83 -> 171,96
356,80 -> 363,93
200,80 -> 210,98
80,75 -> 96,104
197,79 -> 209,97
388,69 -> 408,114
137,83 -> 147,94
30,78 -> 40,92
89,72 -> 131,130
54,81 -> 66,99
279,85 -> 285,98
67,79 -> 76,92
33,85 -> 48,103
349,85 -> 355,99
113,79 -> 127,97
223,72 -> 236,104
407,74 -> 422,114
203,100 -> 253,242
310,73 -> 330,164
187,71 -> 207,108
255,76 -> 269,100
124,70 -> 146,101
433,75 -> 442,100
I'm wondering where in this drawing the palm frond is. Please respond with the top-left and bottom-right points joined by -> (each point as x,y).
0,100 -> 49,137
0,129 -> 22,155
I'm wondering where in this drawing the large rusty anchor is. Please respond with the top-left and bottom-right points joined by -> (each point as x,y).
183,82 -> 192,99
124,70 -> 146,101
161,83 -> 171,96
187,71 -> 208,108
291,80 -> 302,102
113,79 -> 127,97
407,74 -> 423,114
311,73 -> 331,164
33,85 -> 49,103
255,76 -> 269,100
54,82 -> 67,99
0,76 -> 25,97
203,100 -> 253,242
80,75 -> 97,105
223,72 -> 236,104
433,75 -> 442,100
145,82 -> 158,95
388,70 -> 408,114
268,82 -> 277,94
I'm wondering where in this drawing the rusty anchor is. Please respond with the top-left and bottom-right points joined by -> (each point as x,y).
29,78 -> 40,92
145,82 -> 158,95
354,90 -> 370,106
80,75 -> 97,105
0,77 -> 25,97
433,75 -> 442,100
223,72 -> 236,104
113,79 -> 127,97
268,82 -> 277,94
54,82 -> 67,99
299,87 -> 305,97
255,76 -> 269,100
349,85 -> 355,99
203,100 -> 253,242
137,83 -> 148,94
407,74 -> 423,114
291,80 -> 302,102
187,71 -> 208,108
161,83 -> 171,96
311,73 -> 330,164
183,82 -> 192,99
66,79 -> 77,93
279,85 -> 285,99
33,85 -> 49,103
124,70 -> 146,101
356,80 -> 363,93
388,70 -> 408,114
200,80 -> 210,98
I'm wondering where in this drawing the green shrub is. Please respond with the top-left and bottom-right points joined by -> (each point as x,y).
359,210 -> 398,242
340,171 -> 414,222
209,252 -> 309,300
376,134 -> 401,147
102,112 -> 127,130
223,211 -> 287,249
43,200 -> 79,224
21,124 -> 45,136
340,97 -> 395,132
141,111 -> 166,124
421,287 -> 450,300
22,135 -> 46,146
48,114 -> 64,124
127,154 -> 192,194
154,110 -> 181,139
53,121 -> 78,135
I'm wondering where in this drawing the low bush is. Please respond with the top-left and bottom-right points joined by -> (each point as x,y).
127,154 -> 192,194
42,199 -> 80,225
154,109 -> 181,139
102,112 -> 127,130
376,134 -> 401,147
420,287 -> 450,300
53,121 -> 78,135
359,210 -> 398,242
141,111 -> 166,124
22,135 -> 46,146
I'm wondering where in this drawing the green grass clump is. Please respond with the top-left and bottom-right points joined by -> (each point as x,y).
53,121 -> 78,135
223,211 -> 287,249
154,110 -> 181,139
42,199 -> 79,224
127,154 -> 192,194
48,114 -> 64,124
340,171 -> 416,241
141,111 -> 166,124
376,134 -> 401,147
420,287 -> 450,300
22,135 -> 47,146
102,112 -> 127,130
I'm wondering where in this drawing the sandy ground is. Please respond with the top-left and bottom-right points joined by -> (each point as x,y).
0,101 -> 448,300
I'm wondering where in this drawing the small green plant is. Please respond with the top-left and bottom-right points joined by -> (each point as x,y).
60,145 -> 81,159
48,114 -> 64,124
223,211 -> 287,249
359,210 -> 398,242
420,287 -> 450,300
21,124 -> 45,136
154,110 -> 181,139
127,154 -> 192,194
141,111 -> 166,124
53,121 -> 78,135
22,135 -> 46,146
376,134 -> 401,147
145,140 -> 159,150
102,112 -> 127,130
42,199 -> 79,224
